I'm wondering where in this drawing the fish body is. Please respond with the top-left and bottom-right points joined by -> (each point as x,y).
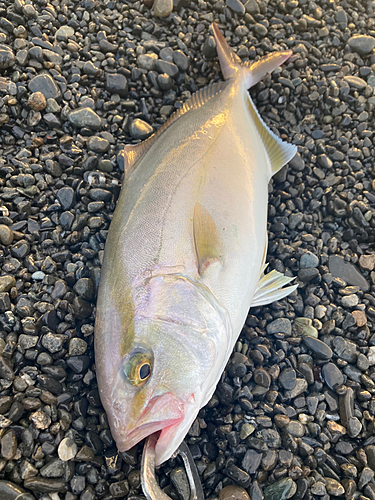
95,24 -> 297,466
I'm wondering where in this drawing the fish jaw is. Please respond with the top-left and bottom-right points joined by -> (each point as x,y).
111,391 -> 186,455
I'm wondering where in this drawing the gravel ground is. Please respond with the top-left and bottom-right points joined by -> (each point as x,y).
1,0 -> 375,499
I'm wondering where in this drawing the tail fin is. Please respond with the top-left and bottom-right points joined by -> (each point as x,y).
211,23 -> 292,88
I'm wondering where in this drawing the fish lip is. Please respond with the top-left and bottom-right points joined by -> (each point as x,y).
114,392 -> 185,452
116,418 -> 184,452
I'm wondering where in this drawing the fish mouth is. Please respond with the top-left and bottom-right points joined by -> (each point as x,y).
115,392 -> 185,453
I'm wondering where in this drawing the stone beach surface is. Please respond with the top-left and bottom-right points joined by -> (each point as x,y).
0,0 -> 375,499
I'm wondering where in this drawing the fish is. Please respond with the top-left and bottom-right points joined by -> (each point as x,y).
94,23 -> 298,467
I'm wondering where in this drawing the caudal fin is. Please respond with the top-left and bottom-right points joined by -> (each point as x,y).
211,22 -> 292,88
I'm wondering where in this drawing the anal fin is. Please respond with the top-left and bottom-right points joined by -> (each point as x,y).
251,265 -> 297,307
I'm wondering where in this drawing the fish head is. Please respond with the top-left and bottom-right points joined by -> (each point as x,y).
95,273 -> 231,465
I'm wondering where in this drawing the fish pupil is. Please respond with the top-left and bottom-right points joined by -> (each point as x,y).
139,363 -> 151,380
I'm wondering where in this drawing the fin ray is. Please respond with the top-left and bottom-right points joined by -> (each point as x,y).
251,268 -> 297,307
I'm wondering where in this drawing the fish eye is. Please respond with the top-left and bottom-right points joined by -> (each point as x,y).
139,363 -> 151,380
124,349 -> 153,387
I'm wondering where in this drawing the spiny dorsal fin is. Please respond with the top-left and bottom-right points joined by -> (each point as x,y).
123,81 -> 229,177
193,203 -> 222,276
247,94 -> 297,175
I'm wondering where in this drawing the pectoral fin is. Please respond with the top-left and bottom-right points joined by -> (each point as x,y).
193,203 -> 222,276
251,265 -> 297,307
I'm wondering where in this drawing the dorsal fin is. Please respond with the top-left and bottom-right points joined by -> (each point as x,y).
193,203 -> 223,276
124,81 -> 228,177
247,94 -> 297,175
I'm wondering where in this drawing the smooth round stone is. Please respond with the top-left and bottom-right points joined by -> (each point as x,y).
266,318 -> 292,335
106,73 -> 128,97
322,362 -> 344,390
55,25 -> 74,40
226,0 -> 245,14
170,467 -> 190,500
153,0 -> 173,17
0,480 -> 34,500
341,294 -> 359,308
138,53 -> 158,71
73,278 -> 94,301
0,225 -> 14,245
264,478 -> 297,500
253,367 -> 271,388
0,275 -> 16,293
348,35 -> 375,55
68,108 -> 102,130
28,91 -> 47,111
303,336 -> 333,360
87,136 -> 110,153
279,368 -> 297,390
239,423 -> 255,440
286,420 -> 305,437
129,119 -> 153,139
325,478 -> 345,496
0,45 -> 15,69
58,437 -> 78,461
300,251 -> 319,269
28,74 -> 61,100
32,271 -> 45,280
219,485 -> 250,500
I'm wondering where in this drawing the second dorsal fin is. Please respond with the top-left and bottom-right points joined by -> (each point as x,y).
123,81 -> 228,177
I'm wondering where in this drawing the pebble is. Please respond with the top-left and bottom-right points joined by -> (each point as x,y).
266,318 -> 291,335
0,45 -> 15,69
68,108 -> 102,130
303,336 -> 333,360
0,225 -> 14,245
219,485 -> 250,500
58,438 -> 78,462
322,363 -> 344,390
329,255 -> 369,291
226,0 -> 245,14
279,368 -> 297,390
129,119 -> 153,139
28,92 -> 47,111
348,35 -> 375,55
0,275 -> 16,293
325,478 -> 345,496
264,478 -> 297,500
153,0 -> 173,17
28,74 -> 61,100
170,467 -> 190,500
0,480 -> 35,500
300,251 -> 319,268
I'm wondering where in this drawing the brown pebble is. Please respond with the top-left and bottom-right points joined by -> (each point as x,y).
352,310 -> 367,327
359,254 -> 375,271
28,92 -> 47,111
219,485 -> 250,500
274,414 -> 290,428
0,225 -> 14,246
32,137 -> 44,147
